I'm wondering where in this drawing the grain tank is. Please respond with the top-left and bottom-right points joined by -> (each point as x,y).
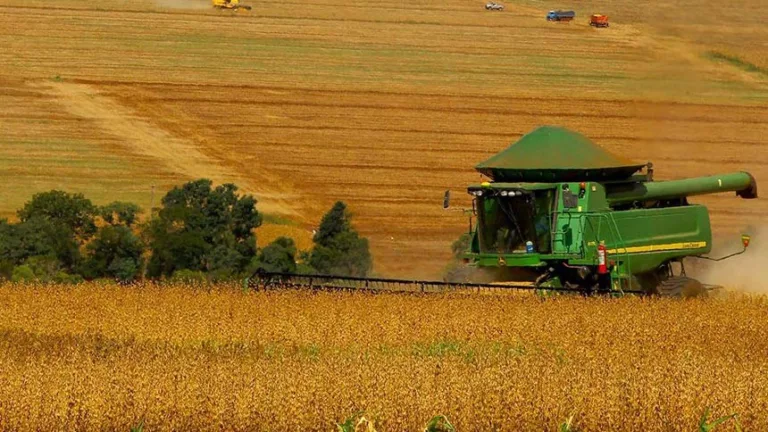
463,126 -> 757,296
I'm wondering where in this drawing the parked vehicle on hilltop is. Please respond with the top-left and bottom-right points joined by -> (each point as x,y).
590,14 -> 610,27
547,10 -> 575,21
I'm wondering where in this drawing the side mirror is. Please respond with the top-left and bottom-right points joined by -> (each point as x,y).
443,190 -> 451,209
742,234 -> 751,248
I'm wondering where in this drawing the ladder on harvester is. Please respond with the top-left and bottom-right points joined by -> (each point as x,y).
550,211 -> 636,294
589,212 -> 634,293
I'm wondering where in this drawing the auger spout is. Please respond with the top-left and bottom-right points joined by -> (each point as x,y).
605,172 -> 757,206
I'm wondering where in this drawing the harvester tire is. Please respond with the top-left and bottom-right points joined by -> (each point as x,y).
656,276 -> 706,298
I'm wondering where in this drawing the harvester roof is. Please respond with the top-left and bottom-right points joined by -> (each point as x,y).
475,126 -> 646,182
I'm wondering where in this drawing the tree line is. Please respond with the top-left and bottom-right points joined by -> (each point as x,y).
0,179 -> 372,283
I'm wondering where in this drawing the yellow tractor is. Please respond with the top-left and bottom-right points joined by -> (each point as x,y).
212,0 -> 252,11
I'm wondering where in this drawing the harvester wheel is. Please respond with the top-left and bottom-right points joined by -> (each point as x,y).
656,276 -> 706,298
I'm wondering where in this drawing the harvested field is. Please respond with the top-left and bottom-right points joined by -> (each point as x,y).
1,283 -> 767,430
0,0 -> 766,276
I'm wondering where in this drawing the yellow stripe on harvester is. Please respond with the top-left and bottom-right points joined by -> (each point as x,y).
607,241 -> 707,254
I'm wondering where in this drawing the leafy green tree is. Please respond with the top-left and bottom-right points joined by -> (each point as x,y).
10,191 -> 98,270
146,179 -> 261,278
14,217 -> 80,269
107,259 -> 139,283
1,191 -> 146,281
309,202 -> 371,277
251,237 -> 298,273
313,202 -> 349,246
101,202 -> 141,227
0,219 -> 21,265
206,243 -> 246,281
18,190 -> 97,241
146,229 -> 209,277
82,225 -> 144,282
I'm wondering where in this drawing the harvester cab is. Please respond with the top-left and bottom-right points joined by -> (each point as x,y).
463,126 -> 758,296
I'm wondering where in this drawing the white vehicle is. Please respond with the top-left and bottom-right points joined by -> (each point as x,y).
485,2 -> 504,10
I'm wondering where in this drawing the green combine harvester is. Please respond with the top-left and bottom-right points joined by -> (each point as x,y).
461,126 -> 757,296
252,126 -> 757,296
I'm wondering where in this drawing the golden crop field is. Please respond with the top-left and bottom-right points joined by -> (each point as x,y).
0,0 -> 766,277
0,282 -> 767,431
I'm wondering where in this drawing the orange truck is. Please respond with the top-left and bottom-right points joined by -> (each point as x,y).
590,14 -> 609,28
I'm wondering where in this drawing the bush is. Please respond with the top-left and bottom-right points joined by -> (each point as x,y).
0,260 -> 14,281
107,258 -> 140,283
308,202 -> 372,277
296,262 -> 316,275
251,237 -> 298,274
11,265 -> 36,282
53,271 -> 84,285
25,255 -> 61,282
170,269 -> 208,284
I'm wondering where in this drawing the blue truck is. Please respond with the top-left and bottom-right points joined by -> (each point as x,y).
547,10 -> 575,21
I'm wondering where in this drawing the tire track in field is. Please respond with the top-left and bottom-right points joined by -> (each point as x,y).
142,97 -> 768,125
39,82 -> 302,217
209,123 -> 513,137
81,79 -> 768,111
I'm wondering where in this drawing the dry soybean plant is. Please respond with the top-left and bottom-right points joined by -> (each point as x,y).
0,281 -> 766,431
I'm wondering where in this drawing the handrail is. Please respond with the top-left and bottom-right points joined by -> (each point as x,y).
550,210 -> 634,293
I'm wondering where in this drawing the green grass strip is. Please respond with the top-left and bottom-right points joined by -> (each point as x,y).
706,51 -> 768,76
